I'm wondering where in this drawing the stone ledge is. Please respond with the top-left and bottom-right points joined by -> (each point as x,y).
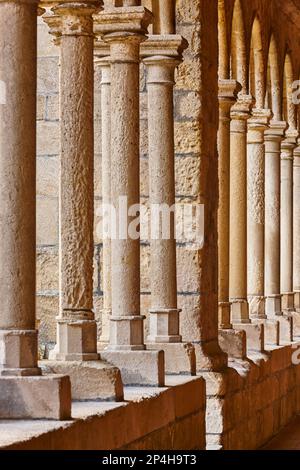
0,376 -> 205,450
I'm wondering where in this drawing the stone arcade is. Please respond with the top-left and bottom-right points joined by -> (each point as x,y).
0,0 -> 300,450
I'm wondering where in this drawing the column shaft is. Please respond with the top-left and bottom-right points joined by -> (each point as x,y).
264,121 -> 286,316
293,144 -> 300,311
247,109 -> 271,318
217,80 -> 240,329
0,0 -> 39,375
281,132 -> 298,311
46,3 -> 100,360
229,95 -> 253,323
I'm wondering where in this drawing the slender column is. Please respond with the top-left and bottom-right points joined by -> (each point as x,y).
152,0 -> 175,34
141,35 -> 195,374
97,5 -> 164,386
247,108 -> 271,318
229,94 -> 253,323
293,142 -> 300,312
281,130 -> 298,312
45,2 -> 101,361
217,80 -> 240,329
94,49 -> 112,348
0,0 -> 71,419
264,120 -> 287,316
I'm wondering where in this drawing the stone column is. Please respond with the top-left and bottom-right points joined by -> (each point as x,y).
294,142 -> 300,314
42,3 -> 124,401
45,2 -> 100,362
217,79 -> 240,329
229,94 -> 253,323
265,121 -> 287,316
141,36 -> 195,374
97,4 -> 165,386
0,0 -> 71,419
94,37 -> 111,349
281,130 -> 298,312
247,108 -> 271,319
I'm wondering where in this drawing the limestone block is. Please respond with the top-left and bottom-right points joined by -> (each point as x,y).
233,323 -> 264,352
46,94 -> 59,121
146,342 -> 196,375
37,157 -> 59,198
0,375 -> 71,420
174,91 -> 201,121
36,295 -> 58,345
41,360 -> 124,401
101,350 -> 165,386
175,155 -> 200,197
37,57 -> 59,94
219,329 -> 247,359
278,316 -> 293,342
37,19 -> 59,57
174,121 -> 201,153
37,121 -> 60,155
37,95 -> 46,120
37,197 -> 58,245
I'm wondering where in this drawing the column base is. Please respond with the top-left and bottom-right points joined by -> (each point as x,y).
230,299 -> 250,324
148,308 -> 181,343
248,295 -> 267,319
219,328 -> 247,359
0,374 -> 71,419
218,302 -> 232,329
51,317 -> 99,361
282,292 -> 295,312
41,360 -> 124,401
109,315 -> 146,351
101,350 -> 165,386
265,295 -> 282,316
253,319 -> 280,346
146,342 -> 196,375
233,323 -> 264,352
0,329 -> 40,375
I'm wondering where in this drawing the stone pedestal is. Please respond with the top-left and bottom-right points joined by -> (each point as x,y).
229,94 -> 253,323
0,0 -> 71,418
217,79 -> 241,329
247,108 -> 272,319
96,5 -> 164,385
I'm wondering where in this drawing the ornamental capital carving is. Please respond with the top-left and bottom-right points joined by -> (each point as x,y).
230,93 -> 254,121
248,108 -> 272,132
264,120 -> 287,141
140,34 -> 188,60
43,1 -> 101,41
94,6 -> 152,38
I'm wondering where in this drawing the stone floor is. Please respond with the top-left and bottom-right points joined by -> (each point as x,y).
263,416 -> 300,449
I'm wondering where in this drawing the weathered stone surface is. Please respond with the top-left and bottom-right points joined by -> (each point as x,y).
41,360 -> 124,401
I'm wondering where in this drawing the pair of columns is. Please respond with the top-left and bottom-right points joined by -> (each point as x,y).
42,0 -> 194,384
94,3 -> 195,377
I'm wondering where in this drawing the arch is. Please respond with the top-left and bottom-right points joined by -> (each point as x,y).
249,16 -> 265,108
218,0 -> 229,79
283,52 -> 297,129
231,0 -> 247,92
266,34 -> 282,120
